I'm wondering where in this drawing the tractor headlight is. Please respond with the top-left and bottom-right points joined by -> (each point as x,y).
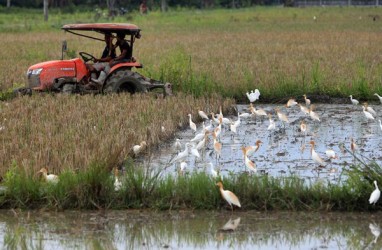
27,68 -> 43,76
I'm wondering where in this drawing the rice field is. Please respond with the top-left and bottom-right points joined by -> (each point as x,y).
0,7 -> 382,210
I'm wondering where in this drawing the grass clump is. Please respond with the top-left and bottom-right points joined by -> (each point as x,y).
0,160 -> 381,211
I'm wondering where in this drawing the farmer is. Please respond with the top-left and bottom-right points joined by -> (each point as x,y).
86,32 -> 116,87
109,32 -> 132,67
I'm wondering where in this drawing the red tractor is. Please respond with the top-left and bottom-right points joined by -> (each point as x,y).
21,23 -> 172,96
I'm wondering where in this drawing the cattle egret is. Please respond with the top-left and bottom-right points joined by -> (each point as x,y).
230,113 -> 241,134
173,138 -> 182,152
212,131 -> 222,161
369,180 -> 381,205
325,149 -> 338,160
38,168 -> 59,184
300,120 -> 307,134
191,129 -> 208,142
298,104 -> 310,115
209,162 -> 219,178
349,95 -> 359,105
113,168 -> 122,191
196,131 -> 209,151
363,103 -> 377,116
210,112 -> 220,125
190,144 -> 201,159
172,143 -> 190,163
241,146 -> 257,173
188,114 -> 197,132
350,138 -> 358,154
216,181 -> 241,211
267,114 -> 276,131
309,141 -> 326,166
246,89 -> 260,103
239,112 -> 251,118
309,105 -> 320,122
303,94 -> 311,106
179,161 -> 188,175
133,141 -> 147,156
286,98 -> 298,108
198,110 -> 209,120
374,93 -> 382,104
275,107 -> 289,124
362,105 -> 375,121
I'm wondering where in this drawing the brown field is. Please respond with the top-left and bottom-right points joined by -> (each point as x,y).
0,7 -> 382,176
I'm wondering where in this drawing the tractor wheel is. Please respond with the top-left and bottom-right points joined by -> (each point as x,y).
103,70 -> 148,94
62,84 -> 76,94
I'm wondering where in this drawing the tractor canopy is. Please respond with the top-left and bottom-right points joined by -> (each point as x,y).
62,23 -> 141,41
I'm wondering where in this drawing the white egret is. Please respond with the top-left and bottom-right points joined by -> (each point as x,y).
309,105 -> 320,122
216,181 -> 241,211
198,109 -> 209,120
349,95 -> 359,105
38,168 -> 59,184
190,144 -> 201,159
325,149 -> 338,160
179,161 -> 188,175
246,89 -> 260,103
133,141 -> 147,156
113,168 -> 122,191
309,141 -> 326,166
267,114 -> 276,131
298,104 -> 310,115
209,162 -> 219,179
275,107 -> 289,125
172,143 -> 190,163
362,105 -> 375,121
286,98 -> 298,108
188,114 -> 197,132
363,103 -> 377,116
369,180 -> 381,205
300,120 -> 307,134
303,94 -> 311,106
173,138 -> 182,152
374,93 -> 382,104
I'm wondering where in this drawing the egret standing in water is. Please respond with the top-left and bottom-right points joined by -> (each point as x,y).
349,95 -> 359,105
188,114 -> 197,132
303,94 -> 311,106
309,141 -> 326,167
369,180 -> 381,205
216,181 -> 241,212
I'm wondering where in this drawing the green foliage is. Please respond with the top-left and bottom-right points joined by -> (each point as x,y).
0,159 -> 380,211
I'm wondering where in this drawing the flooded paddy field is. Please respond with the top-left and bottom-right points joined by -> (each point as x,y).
142,103 -> 382,183
1,210 -> 382,249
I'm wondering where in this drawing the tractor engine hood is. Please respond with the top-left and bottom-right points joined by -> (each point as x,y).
26,58 -> 85,90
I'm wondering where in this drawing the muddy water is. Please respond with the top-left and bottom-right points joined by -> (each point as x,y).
1,210 -> 382,249
143,104 -> 382,183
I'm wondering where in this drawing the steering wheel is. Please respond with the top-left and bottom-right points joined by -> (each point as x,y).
79,52 -> 96,63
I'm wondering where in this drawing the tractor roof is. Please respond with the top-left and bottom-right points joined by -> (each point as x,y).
62,23 -> 141,40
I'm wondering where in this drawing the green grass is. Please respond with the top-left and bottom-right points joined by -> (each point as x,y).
0,159 -> 380,211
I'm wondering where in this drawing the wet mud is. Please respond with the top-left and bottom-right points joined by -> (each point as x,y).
142,103 -> 382,183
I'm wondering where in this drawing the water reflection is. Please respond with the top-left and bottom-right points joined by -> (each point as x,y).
1,210 -> 382,249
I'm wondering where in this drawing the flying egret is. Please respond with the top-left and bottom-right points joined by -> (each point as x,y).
246,89 -> 260,103
374,93 -> 382,104
349,95 -> 359,105
216,181 -> 241,212
309,141 -> 326,167
133,141 -> 147,156
303,94 -> 311,106
188,114 -> 197,132
369,180 -> 381,205
37,168 -> 59,184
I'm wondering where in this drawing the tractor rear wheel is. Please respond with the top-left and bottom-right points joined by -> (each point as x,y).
103,70 -> 147,94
